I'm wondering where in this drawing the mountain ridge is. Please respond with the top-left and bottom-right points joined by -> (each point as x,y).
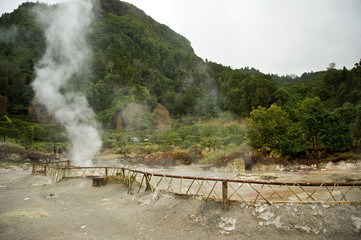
0,0 -> 359,125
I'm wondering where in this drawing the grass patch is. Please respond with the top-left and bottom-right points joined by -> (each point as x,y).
327,152 -> 361,163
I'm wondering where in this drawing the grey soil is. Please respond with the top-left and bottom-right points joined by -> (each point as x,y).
0,166 -> 360,240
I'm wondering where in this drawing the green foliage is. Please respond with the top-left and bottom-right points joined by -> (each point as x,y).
295,98 -> 354,152
247,104 -> 306,156
0,115 -> 66,146
0,1 -> 360,156
33,124 -> 66,142
248,99 -> 359,156
4,115 -> 11,122
154,121 -> 247,152
297,97 -> 327,149
353,103 -> 361,146
217,66 -> 276,117
277,124 -> 308,156
0,127 -> 19,140
200,149 -> 228,165
319,103 -> 355,151
327,152 -> 361,162
12,118 -> 34,145
200,143 -> 241,165
319,112 -> 352,152
0,115 -> 19,140
0,142 -> 25,153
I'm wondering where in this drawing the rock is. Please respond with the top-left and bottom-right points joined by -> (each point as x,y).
22,164 -> 31,170
46,193 -> 57,198
137,199 -> 151,206
190,214 -> 200,223
254,204 -> 268,214
151,190 -> 161,201
137,192 -> 160,206
219,216 -> 236,235
295,224 -> 311,233
265,215 -> 282,229
259,211 -> 275,221
351,216 -> 361,232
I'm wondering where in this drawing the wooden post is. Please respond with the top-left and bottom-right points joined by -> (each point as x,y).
222,180 -> 229,210
105,167 -> 108,176
32,164 -> 35,175
44,166 -> 47,176
144,173 -> 151,191
66,160 -> 70,167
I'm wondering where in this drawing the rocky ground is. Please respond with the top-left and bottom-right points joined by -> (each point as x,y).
0,165 -> 360,240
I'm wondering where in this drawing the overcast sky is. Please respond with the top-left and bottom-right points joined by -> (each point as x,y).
1,0 -> 361,76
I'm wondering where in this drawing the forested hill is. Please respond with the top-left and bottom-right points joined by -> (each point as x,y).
0,0 -> 208,120
0,0 -> 360,128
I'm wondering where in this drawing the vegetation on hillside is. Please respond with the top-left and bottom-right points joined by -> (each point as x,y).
0,0 -> 360,163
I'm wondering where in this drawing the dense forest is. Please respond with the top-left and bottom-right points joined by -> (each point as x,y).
0,0 -> 360,159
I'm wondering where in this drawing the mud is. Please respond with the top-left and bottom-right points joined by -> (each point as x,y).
0,164 -> 361,240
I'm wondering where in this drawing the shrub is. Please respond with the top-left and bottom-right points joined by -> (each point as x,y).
0,142 -> 25,153
201,149 -> 227,165
327,152 -> 361,163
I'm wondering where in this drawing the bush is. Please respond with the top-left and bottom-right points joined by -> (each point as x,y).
33,124 -> 66,142
11,119 -> 34,145
248,104 -> 291,152
201,149 -> 227,165
0,142 -> 25,153
0,127 -> 19,140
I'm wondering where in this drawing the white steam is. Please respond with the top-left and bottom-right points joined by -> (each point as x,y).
32,0 -> 101,166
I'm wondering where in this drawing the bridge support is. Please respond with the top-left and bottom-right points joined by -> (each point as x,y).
92,176 -> 105,187
144,173 -> 152,191
222,181 -> 229,210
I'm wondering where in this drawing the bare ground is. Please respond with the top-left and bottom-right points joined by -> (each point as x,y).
0,165 -> 361,240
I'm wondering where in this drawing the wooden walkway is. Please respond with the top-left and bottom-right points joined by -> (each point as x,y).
33,162 -> 361,209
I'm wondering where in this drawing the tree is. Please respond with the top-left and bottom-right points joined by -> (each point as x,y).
12,119 -> 34,145
249,75 -> 275,109
278,123 -> 307,156
352,103 -> 361,146
327,62 -> 336,70
0,95 -> 8,114
0,115 -> 19,142
297,97 -> 327,149
319,104 -> 354,152
248,104 -> 290,154
248,104 -> 308,156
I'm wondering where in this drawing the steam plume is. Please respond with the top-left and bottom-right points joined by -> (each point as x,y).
32,0 -> 101,166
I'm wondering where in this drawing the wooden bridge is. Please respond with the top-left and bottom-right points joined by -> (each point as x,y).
32,162 -> 361,209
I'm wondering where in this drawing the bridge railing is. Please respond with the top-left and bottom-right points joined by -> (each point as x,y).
32,163 -> 361,209
31,161 -> 70,175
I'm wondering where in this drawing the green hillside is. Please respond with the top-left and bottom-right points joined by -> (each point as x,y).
0,0 -> 360,158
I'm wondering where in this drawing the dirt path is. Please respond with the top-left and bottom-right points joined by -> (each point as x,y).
0,166 -> 360,240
